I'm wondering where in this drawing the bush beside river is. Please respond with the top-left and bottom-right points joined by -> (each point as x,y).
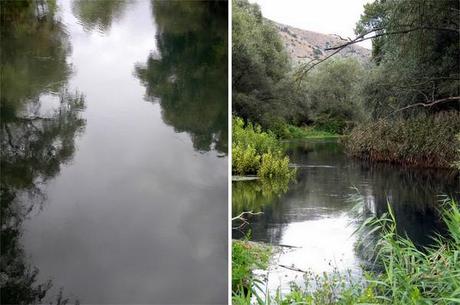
344,111 -> 460,168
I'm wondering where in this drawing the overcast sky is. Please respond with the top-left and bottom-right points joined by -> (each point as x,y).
249,0 -> 373,49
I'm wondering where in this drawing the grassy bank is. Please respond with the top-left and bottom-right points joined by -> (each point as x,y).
273,124 -> 340,140
232,240 -> 272,303
232,198 -> 460,305
344,111 -> 460,168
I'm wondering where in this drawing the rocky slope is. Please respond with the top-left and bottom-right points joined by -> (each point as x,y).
270,20 -> 371,65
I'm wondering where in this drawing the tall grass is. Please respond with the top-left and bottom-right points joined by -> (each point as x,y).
344,111 -> 460,168
232,197 -> 460,304
232,240 -> 271,303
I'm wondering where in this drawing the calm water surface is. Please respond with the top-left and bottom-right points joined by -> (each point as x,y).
233,140 -> 459,293
1,1 -> 227,304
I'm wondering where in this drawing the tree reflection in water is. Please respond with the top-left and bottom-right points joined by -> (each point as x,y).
136,0 -> 228,153
1,1 -> 85,303
72,0 -> 131,33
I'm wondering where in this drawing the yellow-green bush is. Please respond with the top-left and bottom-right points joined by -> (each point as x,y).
258,152 -> 295,179
232,144 -> 260,175
232,116 -> 295,179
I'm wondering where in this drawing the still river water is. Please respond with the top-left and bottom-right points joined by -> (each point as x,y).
1,0 -> 227,304
233,140 -> 459,294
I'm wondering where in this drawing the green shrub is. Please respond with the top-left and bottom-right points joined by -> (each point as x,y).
313,113 -> 349,134
258,152 -> 295,179
232,116 -> 295,178
233,116 -> 280,155
232,144 -> 260,175
344,111 -> 460,168
232,240 -> 271,297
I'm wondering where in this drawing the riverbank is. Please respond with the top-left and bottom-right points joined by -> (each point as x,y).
274,124 -> 341,140
232,198 -> 460,305
344,111 -> 460,169
232,139 -> 459,304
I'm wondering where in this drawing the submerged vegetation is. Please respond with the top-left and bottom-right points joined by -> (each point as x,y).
232,198 -> 460,305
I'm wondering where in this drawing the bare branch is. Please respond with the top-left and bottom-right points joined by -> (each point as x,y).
296,25 -> 459,79
325,26 -> 459,51
389,96 -> 460,116
231,211 -> 263,221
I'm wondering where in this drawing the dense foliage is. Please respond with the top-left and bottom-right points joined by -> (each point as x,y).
232,240 -> 271,299
233,0 -> 459,166
341,0 -> 460,166
232,117 -> 295,178
355,0 -> 459,118
344,111 -> 460,168
232,0 -> 368,135
232,0 -> 311,129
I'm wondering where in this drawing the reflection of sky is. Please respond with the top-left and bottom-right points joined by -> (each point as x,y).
246,140 -> 457,296
21,0 -> 227,303
266,214 -> 361,294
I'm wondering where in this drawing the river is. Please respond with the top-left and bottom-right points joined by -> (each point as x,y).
1,1 -> 227,304
233,139 -> 459,294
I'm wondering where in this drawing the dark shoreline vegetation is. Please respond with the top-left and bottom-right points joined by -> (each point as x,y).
344,111 -> 460,169
232,0 -> 459,304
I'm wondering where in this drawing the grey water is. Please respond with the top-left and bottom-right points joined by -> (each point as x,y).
1,0 -> 227,304
233,140 -> 459,293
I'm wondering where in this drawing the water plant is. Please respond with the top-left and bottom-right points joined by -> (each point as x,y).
232,240 -> 271,300
232,197 -> 460,304
344,111 -> 460,168
232,116 -> 296,178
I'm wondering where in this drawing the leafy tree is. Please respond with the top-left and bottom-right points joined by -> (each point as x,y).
304,58 -> 366,133
355,0 -> 459,118
232,0 -> 311,128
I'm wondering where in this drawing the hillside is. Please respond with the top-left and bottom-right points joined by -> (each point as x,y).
270,20 -> 371,64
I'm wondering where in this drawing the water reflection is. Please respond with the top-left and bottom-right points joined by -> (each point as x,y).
135,0 -> 228,153
4,0 -> 228,303
1,1 -> 84,303
72,0 -> 131,33
233,140 -> 459,292
233,178 -> 291,217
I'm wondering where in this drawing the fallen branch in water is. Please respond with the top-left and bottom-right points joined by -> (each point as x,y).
277,244 -> 301,249
232,211 -> 263,221
279,264 -> 309,273
232,211 -> 263,231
